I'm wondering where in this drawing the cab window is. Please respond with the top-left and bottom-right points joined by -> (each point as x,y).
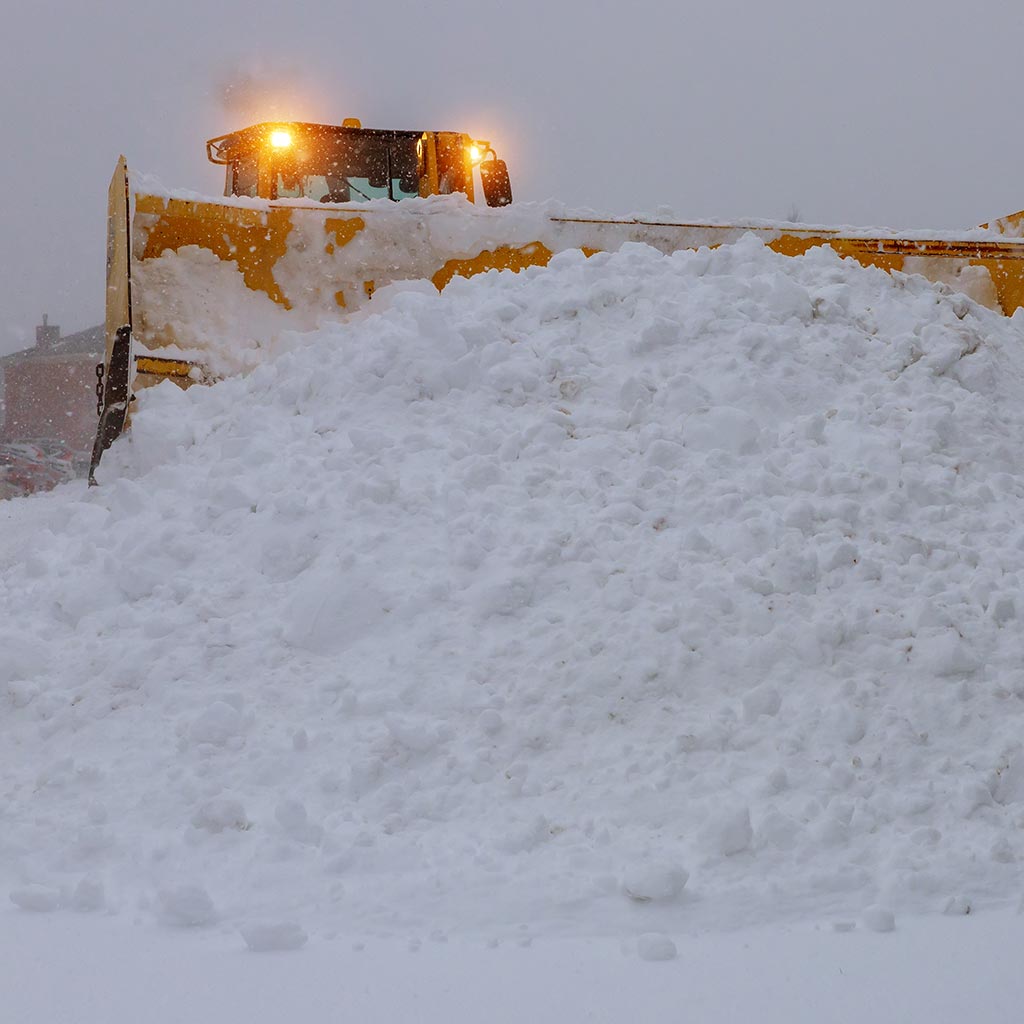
435,135 -> 470,197
273,133 -> 420,203
230,155 -> 258,198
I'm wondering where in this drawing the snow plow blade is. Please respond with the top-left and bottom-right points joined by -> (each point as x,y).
90,154 -> 1024,476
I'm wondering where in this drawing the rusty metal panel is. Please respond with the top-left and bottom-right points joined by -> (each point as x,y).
104,156 -> 132,369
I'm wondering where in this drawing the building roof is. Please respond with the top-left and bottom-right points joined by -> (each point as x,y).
0,325 -> 103,366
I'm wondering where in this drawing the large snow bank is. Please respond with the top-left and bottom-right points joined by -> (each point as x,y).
3,236 -> 1024,941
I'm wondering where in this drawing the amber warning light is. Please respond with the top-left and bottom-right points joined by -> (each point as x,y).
468,140 -> 491,166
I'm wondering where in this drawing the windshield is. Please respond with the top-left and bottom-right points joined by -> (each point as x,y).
274,133 -> 420,203
230,153 -> 258,198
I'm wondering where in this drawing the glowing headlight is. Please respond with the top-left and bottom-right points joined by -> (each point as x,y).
269,129 -> 293,149
468,144 -> 484,165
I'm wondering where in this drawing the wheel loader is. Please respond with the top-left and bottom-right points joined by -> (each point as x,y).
90,117 -> 1024,481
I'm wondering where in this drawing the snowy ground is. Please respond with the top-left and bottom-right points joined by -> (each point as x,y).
3,237 -> 1024,1017
4,906 -> 1023,1024
4,905 -> 1024,1023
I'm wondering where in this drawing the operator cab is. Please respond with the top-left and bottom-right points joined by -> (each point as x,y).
206,120 -> 513,207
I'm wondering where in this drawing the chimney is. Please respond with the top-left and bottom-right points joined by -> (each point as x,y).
36,313 -> 60,350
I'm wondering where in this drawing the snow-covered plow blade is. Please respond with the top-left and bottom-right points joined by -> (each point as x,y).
129,193 -> 1024,373
90,152 -> 1024,477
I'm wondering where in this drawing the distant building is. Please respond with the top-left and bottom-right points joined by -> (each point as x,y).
0,316 -> 103,452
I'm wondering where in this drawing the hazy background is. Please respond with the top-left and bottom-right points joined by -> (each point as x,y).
3,0 -> 1023,353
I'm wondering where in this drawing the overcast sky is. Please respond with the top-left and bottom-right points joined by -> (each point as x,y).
3,0 -> 1023,353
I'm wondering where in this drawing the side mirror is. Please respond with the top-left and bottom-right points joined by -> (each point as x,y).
479,159 -> 513,207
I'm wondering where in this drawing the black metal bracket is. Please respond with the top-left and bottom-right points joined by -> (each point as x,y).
87,325 -> 132,487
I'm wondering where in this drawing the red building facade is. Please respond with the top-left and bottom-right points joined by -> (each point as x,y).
0,319 -> 102,452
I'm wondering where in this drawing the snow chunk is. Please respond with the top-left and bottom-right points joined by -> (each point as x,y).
623,863 -> 689,902
7,680 -> 39,709
741,685 -> 782,722
71,877 -> 106,913
862,906 -> 896,933
942,895 -> 971,915
477,576 -> 535,617
994,761 -> 1024,805
275,799 -> 323,845
0,633 -> 50,688
478,709 -> 504,735
992,596 -> 1016,625
990,837 -> 1015,863
386,715 -> 445,754
10,885 -> 61,912
158,884 -> 218,927
284,564 -> 391,655
637,933 -> 678,961
240,922 -> 309,952
683,407 -> 762,455
914,632 -> 981,677
191,798 -> 250,833
704,806 -> 754,856
188,702 -> 243,747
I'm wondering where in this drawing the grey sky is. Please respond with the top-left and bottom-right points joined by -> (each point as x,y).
3,0 -> 1023,353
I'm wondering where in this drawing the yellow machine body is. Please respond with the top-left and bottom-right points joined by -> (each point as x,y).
90,119 -> 1024,476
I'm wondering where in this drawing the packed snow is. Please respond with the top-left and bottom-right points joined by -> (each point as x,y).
3,236 -> 1024,967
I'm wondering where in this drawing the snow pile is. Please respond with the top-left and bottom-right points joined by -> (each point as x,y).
3,236 -> 1024,943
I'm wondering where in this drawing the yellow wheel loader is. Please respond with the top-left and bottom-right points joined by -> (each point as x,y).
90,117 -> 1024,481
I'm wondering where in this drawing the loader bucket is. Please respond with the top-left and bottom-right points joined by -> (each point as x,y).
127,191 -> 1024,366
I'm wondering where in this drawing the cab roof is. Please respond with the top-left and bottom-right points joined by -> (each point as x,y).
206,122 -> 440,164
